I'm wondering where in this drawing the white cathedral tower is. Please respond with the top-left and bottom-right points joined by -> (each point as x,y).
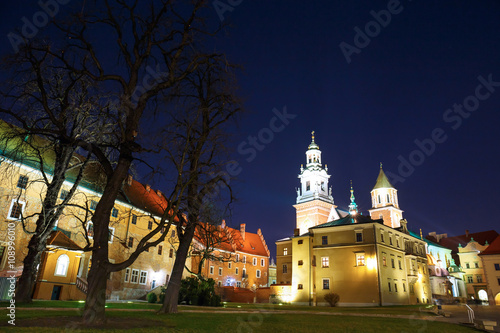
293,132 -> 336,235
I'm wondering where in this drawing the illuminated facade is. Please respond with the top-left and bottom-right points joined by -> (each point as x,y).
274,133 -> 431,306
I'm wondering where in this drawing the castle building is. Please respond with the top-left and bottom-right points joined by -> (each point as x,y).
479,235 -> 500,305
273,133 -> 431,306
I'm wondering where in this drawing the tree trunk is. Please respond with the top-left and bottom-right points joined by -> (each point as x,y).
82,249 -> 108,325
159,224 -> 196,313
15,236 -> 46,302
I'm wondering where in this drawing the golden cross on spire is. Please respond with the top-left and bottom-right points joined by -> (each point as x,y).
311,130 -> 315,141
380,162 -> 383,169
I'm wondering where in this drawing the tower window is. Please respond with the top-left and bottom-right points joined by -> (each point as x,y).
306,181 -> 310,191
283,248 -> 288,256
387,194 -> 390,203
356,232 -> 363,243
17,175 -> 29,189
322,236 -> 328,245
378,195 -> 381,204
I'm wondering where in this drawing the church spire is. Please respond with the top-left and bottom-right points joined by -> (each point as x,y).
348,181 -> 358,215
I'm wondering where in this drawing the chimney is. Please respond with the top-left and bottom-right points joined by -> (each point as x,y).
145,184 -> 151,192
156,189 -> 162,197
221,220 -> 226,229
126,174 -> 133,186
240,223 -> 246,240
465,230 -> 469,238
294,228 -> 300,237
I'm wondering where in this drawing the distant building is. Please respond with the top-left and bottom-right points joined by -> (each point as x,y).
479,235 -> 500,305
268,259 -> 276,286
273,133 -> 431,306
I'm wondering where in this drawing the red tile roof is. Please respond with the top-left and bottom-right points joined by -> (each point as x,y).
480,235 -> 500,255
122,178 -> 171,218
47,230 -> 82,251
435,230 -> 499,254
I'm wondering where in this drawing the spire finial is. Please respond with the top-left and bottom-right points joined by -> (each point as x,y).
380,162 -> 383,169
311,130 -> 315,142
349,181 -> 358,215
420,228 -> 423,240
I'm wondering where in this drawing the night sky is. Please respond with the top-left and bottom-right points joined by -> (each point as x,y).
1,1 -> 500,260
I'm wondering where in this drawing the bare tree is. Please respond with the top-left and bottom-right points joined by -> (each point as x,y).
0,41 -> 109,303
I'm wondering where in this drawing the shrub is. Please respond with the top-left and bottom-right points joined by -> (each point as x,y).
158,286 -> 166,304
177,276 -> 221,306
324,292 -> 340,307
147,292 -> 157,303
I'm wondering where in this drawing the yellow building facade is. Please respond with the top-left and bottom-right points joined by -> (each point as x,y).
274,134 -> 431,306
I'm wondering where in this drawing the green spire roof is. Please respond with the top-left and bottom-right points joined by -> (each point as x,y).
373,165 -> 395,190
308,130 -> 319,150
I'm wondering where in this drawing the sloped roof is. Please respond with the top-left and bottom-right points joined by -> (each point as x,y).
480,235 -> 500,255
373,168 -> 395,190
122,178 -> 170,217
311,214 -> 383,229
47,230 -> 83,251
435,230 -> 499,254
194,223 -> 270,257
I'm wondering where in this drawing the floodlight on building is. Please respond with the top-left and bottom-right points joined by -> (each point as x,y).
367,257 -> 376,270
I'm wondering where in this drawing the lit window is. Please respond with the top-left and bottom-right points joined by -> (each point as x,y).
256,270 -> 261,278
383,256 -> 387,266
8,200 -> 24,220
131,269 -> 139,283
322,278 -> 330,290
124,268 -> 130,282
322,257 -> 329,268
131,214 -> 137,225
253,258 -> 257,266
356,253 -> 365,266
60,189 -> 69,200
158,245 -> 162,255
322,236 -> 328,245
356,232 -> 363,242
17,175 -> 29,189
210,266 -> 214,275
283,264 -> 288,274
54,254 -> 70,276
219,267 -> 223,276
236,281 -> 241,288
87,222 -> 94,238
90,200 -> 97,210
139,271 -> 147,285
261,259 -> 265,267
283,248 -> 288,256
111,208 -> 119,218
128,237 -> 133,248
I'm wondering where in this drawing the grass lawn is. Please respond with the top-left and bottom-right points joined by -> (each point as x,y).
0,308 -> 479,332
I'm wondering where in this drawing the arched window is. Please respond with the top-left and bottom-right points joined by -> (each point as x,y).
54,254 -> 70,277
387,194 -> 390,203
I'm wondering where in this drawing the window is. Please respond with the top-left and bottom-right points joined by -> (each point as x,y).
256,270 -> 261,278
391,258 -> 395,268
210,266 -> 214,275
378,195 -> 381,204
322,278 -> 330,290
219,267 -> 223,276
243,256 -> 246,263
403,283 -> 406,292
158,245 -> 162,255
242,268 -> 247,278
235,267 -> 239,275
322,257 -> 329,268
476,275 -> 482,283
131,214 -> 137,225
396,239 -> 399,247
298,284 -> 303,290
17,175 -> 29,189
108,227 -> 115,243
54,254 -> 70,276
60,189 -> 69,200
87,222 -> 94,238
383,255 -> 387,266
283,264 -> 288,274
228,262 -> 232,269
306,181 -> 310,191
139,271 -> 147,285
283,248 -> 288,255
298,260 -> 303,266
322,236 -> 328,245
131,269 -> 139,283
236,281 -> 241,288
389,237 -> 393,245
171,230 -> 176,237
467,275 -> 473,283
90,200 -> 97,210
148,221 -> 153,230
498,278 -> 500,286
474,262 -> 479,268
169,249 -> 173,258
356,232 -> 363,242
236,254 -> 240,262
495,263 -> 500,271
387,194 -> 390,203
381,232 -> 384,242
394,283 -> 398,292
388,281 -> 392,292
111,208 -> 119,218
8,200 -> 24,220
399,260 -> 402,270
410,284 -> 414,293
465,263 -> 470,269
128,237 -> 134,248
261,259 -> 265,267
356,253 -> 365,266
298,239 -> 303,245
253,258 -> 257,266
124,268 -> 130,282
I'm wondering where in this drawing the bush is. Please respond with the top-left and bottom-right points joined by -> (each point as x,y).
177,276 -> 221,307
147,292 -> 157,303
324,292 -> 340,307
158,286 -> 166,304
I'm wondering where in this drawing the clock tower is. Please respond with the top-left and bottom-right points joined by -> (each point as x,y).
293,132 -> 335,235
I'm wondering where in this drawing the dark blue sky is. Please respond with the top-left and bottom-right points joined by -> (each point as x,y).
2,1 -> 500,260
